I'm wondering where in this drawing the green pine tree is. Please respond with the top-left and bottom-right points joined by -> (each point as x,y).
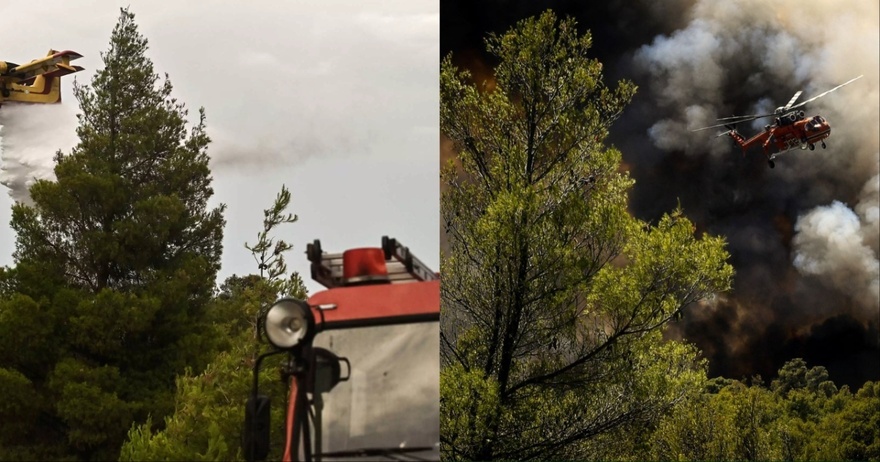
0,7 -> 225,460
647,360 -> 880,461
120,185 -> 307,461
439,11 -> 734,461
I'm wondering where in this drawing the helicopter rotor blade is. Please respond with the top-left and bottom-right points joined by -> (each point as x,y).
691,119 -> 754,132
716,115 -> 759,121
694,111 -> 776,131
788,75 -> 863,111
716,112 -> 775,122
783,90 -> 803,111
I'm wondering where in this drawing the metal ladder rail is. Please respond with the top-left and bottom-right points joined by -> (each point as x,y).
307,236 -> 438,289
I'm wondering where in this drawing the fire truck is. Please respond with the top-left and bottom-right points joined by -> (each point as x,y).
244,236 -> 440,461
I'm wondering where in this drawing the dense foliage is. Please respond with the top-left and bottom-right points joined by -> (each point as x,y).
120,187 -> 307,461
641,360 -> 880,461
439,11 -> 734,461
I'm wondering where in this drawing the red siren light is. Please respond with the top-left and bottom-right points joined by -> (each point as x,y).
342,248 -> 390,285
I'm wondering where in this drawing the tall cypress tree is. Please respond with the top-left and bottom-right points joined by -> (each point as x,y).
0,8 -> 225,460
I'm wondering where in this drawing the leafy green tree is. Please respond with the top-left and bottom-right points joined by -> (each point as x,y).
648,383 -> 739,461
646,360 -> 880,461
772,357 -> 809,396
813,382 -> 880,461
118,277 -> 302,462
0,7 -> 224,460
120,185 -> 307,461
650,379 -> 785,461
439,10 -> 734,461
731,380 -> 782,460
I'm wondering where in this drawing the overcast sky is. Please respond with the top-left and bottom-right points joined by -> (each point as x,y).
0,1 -> 439,294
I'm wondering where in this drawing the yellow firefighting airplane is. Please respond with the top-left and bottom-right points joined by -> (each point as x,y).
0,49 -> 83,107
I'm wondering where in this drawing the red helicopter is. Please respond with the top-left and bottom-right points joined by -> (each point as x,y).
693,75 -> 863,168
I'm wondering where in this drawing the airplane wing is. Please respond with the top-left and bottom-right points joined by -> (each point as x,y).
3,49 -> 84,83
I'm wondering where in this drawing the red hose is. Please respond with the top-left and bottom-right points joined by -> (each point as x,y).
282,377 -> 298,462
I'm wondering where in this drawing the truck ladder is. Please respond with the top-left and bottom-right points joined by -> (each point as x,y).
306,236 -> 438,289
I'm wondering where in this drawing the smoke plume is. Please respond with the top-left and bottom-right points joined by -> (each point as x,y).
792,178 -> 879,313
441,0 -> 880,387
207,124 -> 363,172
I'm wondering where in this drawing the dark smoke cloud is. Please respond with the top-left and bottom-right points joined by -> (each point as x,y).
441,0 -> 880,388
207,126 -> 361,172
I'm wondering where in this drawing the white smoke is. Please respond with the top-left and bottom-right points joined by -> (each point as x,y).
793,174 -> 880,312
855,173 -> 880,256
0,103 -> 78,204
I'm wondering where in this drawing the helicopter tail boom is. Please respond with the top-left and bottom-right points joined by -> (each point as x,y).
721,126 -> 749,155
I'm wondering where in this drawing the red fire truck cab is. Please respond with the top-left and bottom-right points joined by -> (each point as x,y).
245,236 -> 439,461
